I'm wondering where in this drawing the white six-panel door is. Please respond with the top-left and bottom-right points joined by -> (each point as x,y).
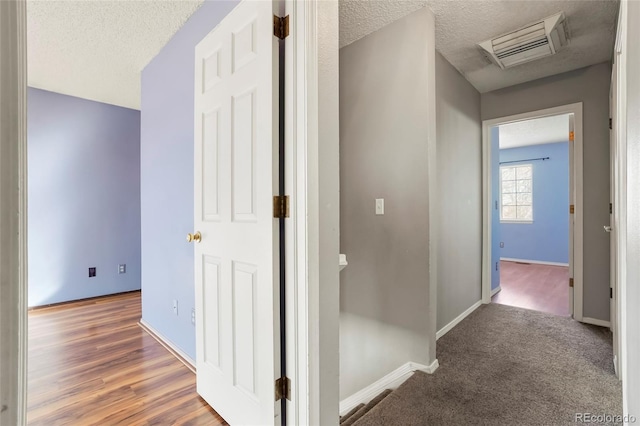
193,1 -> 279,424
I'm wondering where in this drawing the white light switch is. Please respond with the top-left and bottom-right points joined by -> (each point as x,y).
375,198 -> 385,215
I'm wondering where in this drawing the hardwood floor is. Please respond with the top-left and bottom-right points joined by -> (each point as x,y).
492,260 -> 570,317
28,291 -> 227,426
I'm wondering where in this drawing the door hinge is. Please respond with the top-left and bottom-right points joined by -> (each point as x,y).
609,118 -> 613,130
610,287 -> 613,299
610,203 -> 613,214
273,15 -> 290,40
569,131 -> 575,142
273,195 -> 290,219
275,376 -> 291,401
569,278 -> 574,288
570,204 -> 575,214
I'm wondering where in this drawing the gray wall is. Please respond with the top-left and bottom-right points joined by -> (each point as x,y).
624,0 -> 640,418
435,53 -> 482,331
340,8 -> 435,398
28,88 -> 141,307
481,62 -> 612,322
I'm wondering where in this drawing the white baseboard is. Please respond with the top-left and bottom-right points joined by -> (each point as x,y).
491,286 -> 502,297
339,359 -> 439,416
500,257 -> 569,267
581,317 -> 611,328
436,300 -> 482,341
139,319 -> 196,372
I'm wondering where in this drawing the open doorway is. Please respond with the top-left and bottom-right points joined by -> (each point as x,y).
490,114 -> 571,317
482,103 -> 583,321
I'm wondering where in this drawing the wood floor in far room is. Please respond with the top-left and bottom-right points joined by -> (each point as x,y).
27,291 -> 227,426
492,260 -> 570,317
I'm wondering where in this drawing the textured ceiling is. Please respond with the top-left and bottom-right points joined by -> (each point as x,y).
27,0 -> 206,110
340,0 -> 619,93
28,0 -> 618,109
499,114 -> 570,149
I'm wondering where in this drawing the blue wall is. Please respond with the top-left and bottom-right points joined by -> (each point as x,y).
28,88 -> 141,307
491,127 -> 501,290
140,1 -> 239,359
499,142 -> 569,264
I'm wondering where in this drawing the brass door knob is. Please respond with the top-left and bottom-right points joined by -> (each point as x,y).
187,232 -> 202,243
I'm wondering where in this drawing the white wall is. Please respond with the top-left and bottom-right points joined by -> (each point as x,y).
339,7 -> 436,399
435,52 -> 482,331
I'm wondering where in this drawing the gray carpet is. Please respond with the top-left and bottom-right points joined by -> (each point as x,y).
355,303 -> 622,426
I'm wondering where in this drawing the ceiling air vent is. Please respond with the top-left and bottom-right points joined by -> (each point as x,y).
478,12 -> 569,69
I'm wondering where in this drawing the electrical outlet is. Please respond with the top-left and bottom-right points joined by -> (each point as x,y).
118,264 -> 126,274
375,198 -> 385,215
191,308 -> 196,325
500,242 -> 504,248
88,267 -> 96,277
172,300 -> 178,316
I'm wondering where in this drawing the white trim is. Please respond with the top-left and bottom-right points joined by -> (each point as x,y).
285,1 -> 304,424
17,0 -> 28,422
491,286 -> 502,297
581,317 -> 612,328
500,257 -> 569,267
338,360 -> 439,416
138,320 -> 196,372
283,1 -> 303,424
295,2 -> 340,424
436,300 -> 482,340
482,103 -> 583,325
610,6 -> 633,420
613,0 -> 629,414
0,0 -> 28,424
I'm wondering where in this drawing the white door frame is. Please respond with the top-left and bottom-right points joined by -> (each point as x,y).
0,0 -> 340,424
0,0 -> 28,424
612,0 -> 628,405
481,103 -> 584,321
288,0 -> 341,424
609,64 -> 619,376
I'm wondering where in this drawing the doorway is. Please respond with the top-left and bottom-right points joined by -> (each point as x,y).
489,114 -> 571,316
482,103 -> 584,320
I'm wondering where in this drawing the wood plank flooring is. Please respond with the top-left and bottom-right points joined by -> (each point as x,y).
492,260 -> 570,316
28,291 -> 227,426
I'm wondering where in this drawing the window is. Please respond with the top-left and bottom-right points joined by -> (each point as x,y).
500,164 -> 533,222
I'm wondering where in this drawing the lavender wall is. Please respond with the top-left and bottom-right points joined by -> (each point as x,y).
140,1 -> 239,359
28,87 -> 141,307
499,142 -> 570,264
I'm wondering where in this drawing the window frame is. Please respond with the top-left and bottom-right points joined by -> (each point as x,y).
499,163 -> 534,224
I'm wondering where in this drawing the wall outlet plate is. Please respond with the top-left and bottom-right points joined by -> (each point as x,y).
118,264 -> 126,274
88,267 -> 96,277
500,242 -> 505,248
191,308 -> 196,325
172,300 -> 178,316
